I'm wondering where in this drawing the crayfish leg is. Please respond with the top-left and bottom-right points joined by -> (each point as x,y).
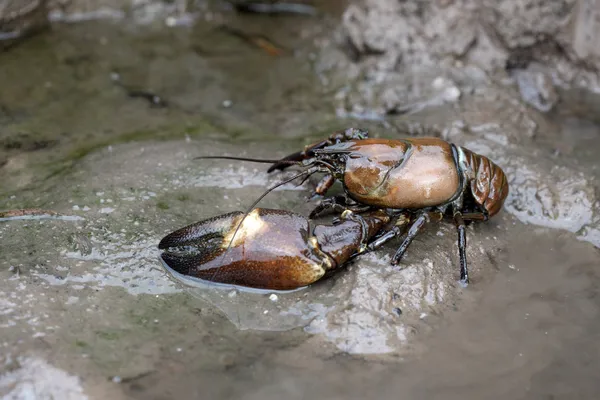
365,212 -> 411,252
453,211 -> 469,285
313,209 -> 389,266
314,175 -> 335,197
391,211 -> 443,265
309,195 -> 371,219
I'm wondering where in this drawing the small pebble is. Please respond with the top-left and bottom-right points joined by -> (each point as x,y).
165,16 -> 177,27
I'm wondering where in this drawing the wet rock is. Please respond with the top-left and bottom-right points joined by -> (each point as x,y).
339,0 -> 600,96
510,64 -> 560,112
0,0 -> 49,48
0,357 -> 88,399
334,68 -> 466,122
461,137 -> 599,248
1,0 -> 194,47
481,0 -> 574,49
458,85 -> 545,143
385,76 -> 462,116
505,163 -> 594,233
1,132 -> 59,152
303,254 -> 455,354
181,245 -> 469,355
571,0 -> 600,66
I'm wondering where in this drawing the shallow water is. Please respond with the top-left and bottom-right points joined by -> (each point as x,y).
1,2 -> 600,399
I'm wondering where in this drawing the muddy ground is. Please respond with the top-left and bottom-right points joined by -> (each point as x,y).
1,1 -> 600,399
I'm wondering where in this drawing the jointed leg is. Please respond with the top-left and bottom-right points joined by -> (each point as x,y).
461,212 -> 488,222
454,211 -> 469,284
310,195 -> 370,219
391,211 -> 442,265
366,213 -> 411,251
305,175 -> 337,201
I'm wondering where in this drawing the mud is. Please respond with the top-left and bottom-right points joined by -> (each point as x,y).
1,1 -> 600,399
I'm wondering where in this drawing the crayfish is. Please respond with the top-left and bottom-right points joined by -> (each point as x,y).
159,128 -> 509,290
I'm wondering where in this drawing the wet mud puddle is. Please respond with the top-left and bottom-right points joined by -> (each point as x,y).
1,2 -> 600,399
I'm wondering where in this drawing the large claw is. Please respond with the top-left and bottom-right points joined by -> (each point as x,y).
158,207 -> 389,291
159,208 -> 327,290
267,128 -> 369,172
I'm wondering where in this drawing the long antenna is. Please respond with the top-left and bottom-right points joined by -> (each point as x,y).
208,167 -> 317,285
195,155 -> 302,166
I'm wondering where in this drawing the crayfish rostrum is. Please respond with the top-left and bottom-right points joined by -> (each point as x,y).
159,128 -> 509,290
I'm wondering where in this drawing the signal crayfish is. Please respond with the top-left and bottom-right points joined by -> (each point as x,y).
158,128 -> 509,291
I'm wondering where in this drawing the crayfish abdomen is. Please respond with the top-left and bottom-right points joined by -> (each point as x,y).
457,146 -> 509,218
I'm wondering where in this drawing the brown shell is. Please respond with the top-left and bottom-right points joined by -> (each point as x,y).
164,209 -> 328,290
458,147 -> 509,217
343,138 -> 461,209
313,210 -> 389,267
159,208 -> 390,290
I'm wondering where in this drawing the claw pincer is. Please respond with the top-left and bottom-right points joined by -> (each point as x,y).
159,208 -> 389,290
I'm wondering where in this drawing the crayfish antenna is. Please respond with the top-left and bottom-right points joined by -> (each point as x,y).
266,150 -> 308,173
195,155 -> 302,167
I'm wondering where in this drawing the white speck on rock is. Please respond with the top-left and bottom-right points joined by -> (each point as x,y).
66,296 -> 79,305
